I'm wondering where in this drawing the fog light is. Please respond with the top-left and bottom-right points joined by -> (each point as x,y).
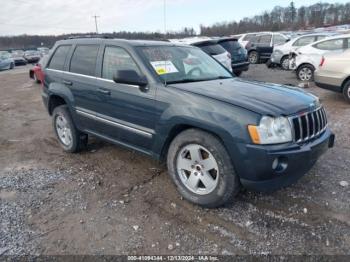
272,157 -> 288,173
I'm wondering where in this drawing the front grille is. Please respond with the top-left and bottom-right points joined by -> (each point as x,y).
289,107 -> 328,143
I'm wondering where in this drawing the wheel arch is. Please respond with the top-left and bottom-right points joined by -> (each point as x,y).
341,76 -> 350,91
296,62 -> 315,72
48,95 -> 68,115
158,123 -> 230,163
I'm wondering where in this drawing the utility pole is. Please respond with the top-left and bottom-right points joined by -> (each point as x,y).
92,15 -> 100,34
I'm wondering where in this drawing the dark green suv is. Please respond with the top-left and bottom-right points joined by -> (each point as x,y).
42,37 -> 334,208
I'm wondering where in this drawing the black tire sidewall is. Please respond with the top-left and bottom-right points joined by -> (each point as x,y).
249,51 -> 259,64
52,105 -> 80,152
297,65 -> 314,81
167,129 -> 240,208
343,81 -> 350,103
281,56 -> 289,70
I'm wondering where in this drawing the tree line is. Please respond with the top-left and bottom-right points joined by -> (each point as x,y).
200,2 -> 350,36
1,2 -> 350,50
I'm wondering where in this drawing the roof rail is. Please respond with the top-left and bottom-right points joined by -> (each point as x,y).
64,34 -> 114,40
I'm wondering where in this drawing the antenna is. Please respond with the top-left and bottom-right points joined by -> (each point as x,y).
92,15 -> 100,34
163,0 -> 167,86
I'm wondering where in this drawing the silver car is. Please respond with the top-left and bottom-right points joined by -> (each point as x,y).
0,51 -> 15,70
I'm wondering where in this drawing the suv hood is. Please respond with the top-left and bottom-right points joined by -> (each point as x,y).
169,78 -> 319,116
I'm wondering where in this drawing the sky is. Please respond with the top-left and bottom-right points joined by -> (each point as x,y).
0,0 -> 348,36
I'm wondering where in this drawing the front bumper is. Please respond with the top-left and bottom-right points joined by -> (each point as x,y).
270,52 -> 283,64
238,129 -> 335,192
232,61 -> 250,73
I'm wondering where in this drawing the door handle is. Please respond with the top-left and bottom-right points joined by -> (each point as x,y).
97,88 -> 111,95
63,80 -> 72,86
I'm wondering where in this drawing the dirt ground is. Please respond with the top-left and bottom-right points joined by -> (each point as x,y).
0,64 -> 349,256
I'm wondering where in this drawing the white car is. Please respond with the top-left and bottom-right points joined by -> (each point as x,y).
169,38 -> 232,72
290,34 -> 350,81
270,33 -> 336,70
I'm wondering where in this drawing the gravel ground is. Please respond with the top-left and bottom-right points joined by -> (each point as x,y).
0,64 -> 349,256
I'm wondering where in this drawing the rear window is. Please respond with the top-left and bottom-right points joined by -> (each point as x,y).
48,45 -> 71,71
196,44 -> 226,55
219,40 -> 242,52
292,36 -> 316,47
69,45 -> 99,76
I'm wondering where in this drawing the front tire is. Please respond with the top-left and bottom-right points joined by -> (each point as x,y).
297,64 -> 314,81
10,62 -> 15,69
167,129 -> 240,208
280,56 -> 290,70
343,80 -> 350,103
52,105 -> 88,153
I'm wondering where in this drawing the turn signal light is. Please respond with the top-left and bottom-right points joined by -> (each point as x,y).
248,125 -> 261,144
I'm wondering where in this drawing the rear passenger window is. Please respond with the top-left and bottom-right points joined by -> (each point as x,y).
70,45 -> 99,76
102,46 -> 140,80
48,45 -> 71,70
314,39 -> 344,50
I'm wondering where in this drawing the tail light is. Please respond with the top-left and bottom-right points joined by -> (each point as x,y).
320,56 -> 325,67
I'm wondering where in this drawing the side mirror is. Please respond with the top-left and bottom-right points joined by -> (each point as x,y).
113,70 -> 148,87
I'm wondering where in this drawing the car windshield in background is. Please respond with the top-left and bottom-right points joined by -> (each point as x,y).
139,46 -> 232,85
25,51 -> 39,55
0,51 -> 10,59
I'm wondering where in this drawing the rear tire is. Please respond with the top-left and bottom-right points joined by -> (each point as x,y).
167,129 -> 240,208
296,64 -> 314,81
343,80 -> 350,103
248,51 -> 259,64
52,105 -> 88,153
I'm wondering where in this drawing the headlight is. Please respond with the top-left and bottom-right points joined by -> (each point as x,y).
248,116 -> 292,144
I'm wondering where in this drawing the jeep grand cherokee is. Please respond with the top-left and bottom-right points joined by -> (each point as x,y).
42,38 -> 335,208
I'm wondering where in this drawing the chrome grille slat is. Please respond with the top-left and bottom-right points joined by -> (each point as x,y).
289,107 -> 328,144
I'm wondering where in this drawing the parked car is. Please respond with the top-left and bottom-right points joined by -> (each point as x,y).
290,34 -> 350,81
170,38 -> 232,72
29,56 -> 48,83
11,50 -> 28,66
24,50 -> 41,63
42,38 -> 334,207
216,37 -> 249,76
0,51 -> 15,70
247,32 -> 289,64
315,50 -> 350,103
37,47 -> 50,57
270,33 -> 336,70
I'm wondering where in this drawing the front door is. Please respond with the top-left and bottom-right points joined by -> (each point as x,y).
92,45 -> 157,153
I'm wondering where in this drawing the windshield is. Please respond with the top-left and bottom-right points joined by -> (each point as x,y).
0,51 -> 10,59
138,45 -> 232,84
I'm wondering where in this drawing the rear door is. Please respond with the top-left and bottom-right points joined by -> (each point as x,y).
62,44 -> 101,131
92,45 -> 157,152
256,34 -> 273,59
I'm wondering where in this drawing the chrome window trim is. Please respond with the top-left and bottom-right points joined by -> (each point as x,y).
45,68 -> 140,88
75,107 -> 154,138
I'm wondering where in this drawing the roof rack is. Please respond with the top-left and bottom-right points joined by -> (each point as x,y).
64,34 -> 114,40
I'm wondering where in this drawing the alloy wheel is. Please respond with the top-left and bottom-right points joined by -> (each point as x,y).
298,67 -> 313,81
176,144 -> 219,195
55,114 -> 73,146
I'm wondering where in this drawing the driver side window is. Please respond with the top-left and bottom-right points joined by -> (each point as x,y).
102,46 -> 140,80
